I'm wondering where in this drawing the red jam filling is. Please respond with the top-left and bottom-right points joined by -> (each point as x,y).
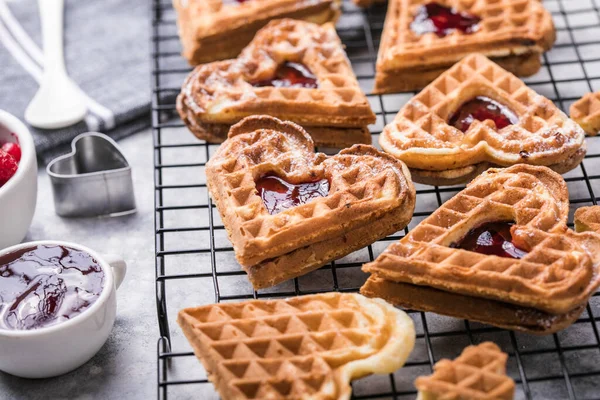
452,221 -> 528,259
411,2 -> 481,37
256,175 -> 329,215
0,245 -> 105,331
252,62 -> 318,89
448,96 -> 519,132
0,140 -> 21,188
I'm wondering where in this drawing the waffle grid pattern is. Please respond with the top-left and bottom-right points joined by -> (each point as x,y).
380,54 -> 586,171
153,0 -> 600,399
415,342 -> 515,399
177,19 -> 375,139
377,0 -> 555,69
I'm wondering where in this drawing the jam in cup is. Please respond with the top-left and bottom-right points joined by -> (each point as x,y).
0,241 -> 126,378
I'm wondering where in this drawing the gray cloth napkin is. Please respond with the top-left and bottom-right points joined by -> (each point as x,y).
0,0 -> 151,163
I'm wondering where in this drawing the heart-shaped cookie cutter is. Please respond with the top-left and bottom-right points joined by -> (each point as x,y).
47,132 -> 136,217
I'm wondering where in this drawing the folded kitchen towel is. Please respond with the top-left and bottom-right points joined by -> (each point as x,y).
0,0 -> 151,163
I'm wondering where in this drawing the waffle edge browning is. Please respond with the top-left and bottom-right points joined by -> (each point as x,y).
570,91 -> 600,136
206,115 -> 416,289
177,19 -> 376,148
380,54 -> 586,186
361,164 -> 600,334
415,342 -> 515,400
177,293 -> 416,400
173,0 -> 341,65
374,0 -> 556,93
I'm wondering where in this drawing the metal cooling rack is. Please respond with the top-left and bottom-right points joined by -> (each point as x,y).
152,0 -> 600,398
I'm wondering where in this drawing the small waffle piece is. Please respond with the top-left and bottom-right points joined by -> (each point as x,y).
207,115 -> 416,289
374,0 -> 555,93
178,293 -> 416,400
173,0 -> 340,65
570,91 -> 600,136
575,206 -> 600,234
361,164 -> 600,333
177,19 -> 376,148
353,0 -> 386,7
380,54 -> 586,185
415,342 -> 515,400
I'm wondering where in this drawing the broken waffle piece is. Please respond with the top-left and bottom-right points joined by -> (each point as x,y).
379,54 -> 586,186
173,0 -> 340,65
415,342 -> 515,400
206,115 -> 416,289
374,0 -> 555,93
575,206 -> 600,234
361,164 -> 600,334
177,292 -> 416,400
570,91 -> 600,136
177,19 -> 376,148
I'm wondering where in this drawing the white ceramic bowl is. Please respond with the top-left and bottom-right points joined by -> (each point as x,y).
0,241 -> 127,378
0,110 -> 37,250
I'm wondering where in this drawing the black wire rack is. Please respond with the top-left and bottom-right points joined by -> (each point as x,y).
152,0 -> 600,398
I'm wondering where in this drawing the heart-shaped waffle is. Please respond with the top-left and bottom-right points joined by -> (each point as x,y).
173,0 -> 340,65
570,91 -> 600,136
177,293 -> 415,400
361,164 -> 600,333
206,115 -> 415,289
415,342 -> 515,400
374,0 -> 555,93
379,54 -> 586,186
177,19 -> 376,148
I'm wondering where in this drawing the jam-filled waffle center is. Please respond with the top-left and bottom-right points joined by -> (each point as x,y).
451,221 -> 528,259
448,96 -> 519,132
411,2 -> 481,37
256,175 -> 330,215
252,62 -> 318,89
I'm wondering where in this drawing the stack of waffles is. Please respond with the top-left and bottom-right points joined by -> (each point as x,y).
206,116 -> 415,289
173,0 -> 340,64
379,54 -> 586,185
361,164 -> 600,334
177,292 -> 416,400
375,0 -> 556,92
177,19 -> 376,148
415,342 -> 515,400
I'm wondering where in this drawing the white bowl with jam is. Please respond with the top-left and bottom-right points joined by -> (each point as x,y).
0,110 -> 37,249
0,241 -> 126,378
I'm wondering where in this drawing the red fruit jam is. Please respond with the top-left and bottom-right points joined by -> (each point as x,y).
0,149 -> 18,187
411,2 -> 481,37
0,245 -> 105,331
1,142 -> 21,163
252,62 -> 318,89
256,175 -> 329,215
452,221 -> 528,259
448,96 -> 519,132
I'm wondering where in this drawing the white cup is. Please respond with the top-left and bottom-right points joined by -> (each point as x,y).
0,241 -> 126,379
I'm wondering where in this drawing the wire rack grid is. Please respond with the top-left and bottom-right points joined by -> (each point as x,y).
152,0 -> 600,399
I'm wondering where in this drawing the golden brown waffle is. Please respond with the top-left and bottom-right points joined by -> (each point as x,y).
361,277 -> 584,334
374,0 -> 555,93
380,54 -> 586,185
575,206 -> 600,234
361,164 -> 600,332
415,342 -> 515,400
173,0 -> 340,65
177,19 -> 376,148
570,91 -> 600,136
177,293 -> 416,400
206,115 -> 416,289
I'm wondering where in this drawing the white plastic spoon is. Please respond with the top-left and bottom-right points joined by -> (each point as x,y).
25,0 -> 87,129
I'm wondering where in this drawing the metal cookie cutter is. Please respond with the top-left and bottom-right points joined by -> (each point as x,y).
47,132 -> 137,217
